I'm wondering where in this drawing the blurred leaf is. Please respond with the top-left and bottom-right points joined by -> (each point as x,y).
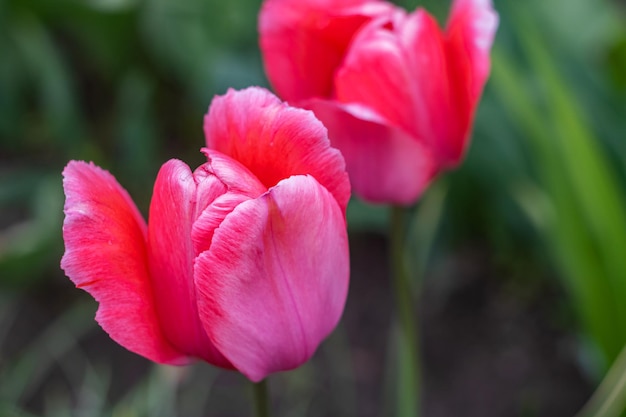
74,364 -> 111,417
576,342 -> 626,417
114,70 -> 160,202
0,174 -> 64,289
0,168 -> 43,204
139,0 -> 264,106
527,0 -> 622,55
408,180 -> 448,279
392,0 -> 449,23
203,0 -> 261,48
212,49 -> 266,93
607,34 -> 626,90
0,36 -> 25,143
491,6 -> 626,370
492,47 -> 619,368
86,0 -> 139,12
346,198 -> 389,233
519,5 -> 626,337
12,0 -> 141,79
8,13 -> 86,154
140,0 -> 217,102
56,7 -> 139,81
111,366 -> 186,417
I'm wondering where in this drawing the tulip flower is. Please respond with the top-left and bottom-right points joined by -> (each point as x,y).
61,87 -> 351,383
259,0 -> 498,204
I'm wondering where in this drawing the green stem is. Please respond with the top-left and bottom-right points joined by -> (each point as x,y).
251,379 -> 270,417
390,205 -> 421,417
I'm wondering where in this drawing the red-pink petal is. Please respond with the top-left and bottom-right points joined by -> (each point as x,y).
147,159 -> 231,368
194,175 -> 349,382
204,87 -> 350,212
334,10 -> 450,155
192,150 -> 266,255
61,161 -> 185,364
259,0 -> 396,101
305,99 -> 438,204
443,0 -> 498,165
446,0 -> 498,100
334,2 -> 497,168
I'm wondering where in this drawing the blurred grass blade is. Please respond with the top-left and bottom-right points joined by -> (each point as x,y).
491,38 -> 624,366
111,366 -> 185,417
408,180 -> 448,280
75,365 -> 111,417
516,6 -> 626,358
522,25 -> 626,285
576,343 -> 626,417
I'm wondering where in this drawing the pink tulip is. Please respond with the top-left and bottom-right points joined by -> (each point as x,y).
61,87 -> 351,382
259,0 -> 498,204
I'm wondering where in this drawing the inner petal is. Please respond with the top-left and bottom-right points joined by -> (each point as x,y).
191,151 -> 267,256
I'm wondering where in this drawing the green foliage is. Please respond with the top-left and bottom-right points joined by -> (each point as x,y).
489,3 -> 626,373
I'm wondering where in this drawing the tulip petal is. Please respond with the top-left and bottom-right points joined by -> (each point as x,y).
204,87 -> 350,212
259,0 -> 396,101
61,161 -> 184,364
446,0 -> 498,100
195,175 -> 349,382
192,151 -> 266,255
305,99 -> 438,204
444,0 -> 498,161
334,10 -> 451,157
335,3 -> 497,167
200,149 -> 267,197
147,159 -> 231,367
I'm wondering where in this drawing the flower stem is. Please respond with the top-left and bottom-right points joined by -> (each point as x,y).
390,205 -> 421,417
252,379 -> 270,417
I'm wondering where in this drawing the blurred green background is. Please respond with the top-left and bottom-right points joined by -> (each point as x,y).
1,0 -> 626,415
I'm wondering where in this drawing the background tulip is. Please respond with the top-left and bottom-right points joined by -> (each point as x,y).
61,87 -> 350,383
259,0 -> 498,204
